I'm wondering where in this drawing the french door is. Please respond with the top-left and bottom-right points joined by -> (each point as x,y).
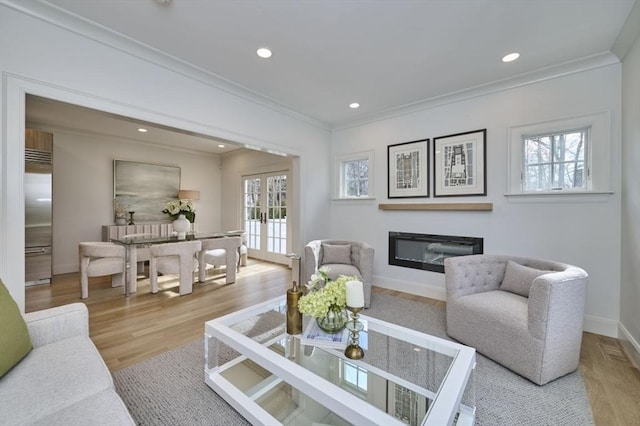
243,171 -> 289,264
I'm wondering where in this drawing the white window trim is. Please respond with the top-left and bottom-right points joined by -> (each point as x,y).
506,111 -> 613,199
333,150 -> 376,200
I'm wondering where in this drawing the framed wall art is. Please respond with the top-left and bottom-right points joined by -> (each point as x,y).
387,139 -> 430,198
113,160 -> 180,223
433,129 -> 487,197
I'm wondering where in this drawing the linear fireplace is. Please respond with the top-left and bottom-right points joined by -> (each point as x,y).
389,232 -> 483,273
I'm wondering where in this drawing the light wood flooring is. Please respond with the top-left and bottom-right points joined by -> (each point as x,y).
25,260 -> 640,426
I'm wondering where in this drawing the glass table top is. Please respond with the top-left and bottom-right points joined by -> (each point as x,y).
204,297 -> 475,426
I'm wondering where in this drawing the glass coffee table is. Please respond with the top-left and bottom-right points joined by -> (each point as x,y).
204,296 -> 475,426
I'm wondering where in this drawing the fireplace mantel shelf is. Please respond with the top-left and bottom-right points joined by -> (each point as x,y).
378,203 -> 493,211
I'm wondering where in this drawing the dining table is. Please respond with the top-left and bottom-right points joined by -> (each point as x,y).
111,230 -> 245,296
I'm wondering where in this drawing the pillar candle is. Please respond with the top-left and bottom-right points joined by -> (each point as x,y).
346,280 -> 364,308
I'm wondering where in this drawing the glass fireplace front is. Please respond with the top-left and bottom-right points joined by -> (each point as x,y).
389,232 -> 483,273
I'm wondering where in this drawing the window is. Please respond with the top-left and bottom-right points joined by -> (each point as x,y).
341,360 -> 368,394
522,127 -> 589,191
507,112 -> 611,197
334,150 -> 375,199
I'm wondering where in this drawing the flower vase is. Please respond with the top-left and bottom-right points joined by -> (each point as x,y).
316,304 -> 348,333
172,214 -> 190,240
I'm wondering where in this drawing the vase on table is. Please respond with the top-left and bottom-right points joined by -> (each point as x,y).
316,304 -> 348,334
172,214 -> 190,240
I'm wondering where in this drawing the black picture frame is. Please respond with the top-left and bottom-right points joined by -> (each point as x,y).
387,139 -> 430,198
433,129 -> 487,197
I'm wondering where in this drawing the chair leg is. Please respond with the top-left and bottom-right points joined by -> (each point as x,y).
80,272 -> 89,299
149,258 -> 158,294
111,272 -> 124,288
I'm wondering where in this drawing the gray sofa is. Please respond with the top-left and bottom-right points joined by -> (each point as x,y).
0,303 -> 134,425
445,254 -> 588,385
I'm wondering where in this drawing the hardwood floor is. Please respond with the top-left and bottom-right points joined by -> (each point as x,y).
26,260 -> 640,425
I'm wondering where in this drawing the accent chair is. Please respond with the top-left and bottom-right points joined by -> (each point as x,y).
303,239 -> 374,308
444,254 -> 588,385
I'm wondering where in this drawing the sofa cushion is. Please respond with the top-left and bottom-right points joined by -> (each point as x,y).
30,389 -> 134,426
500,260 -> 552,297
0,279 -> 32,377
322,243 -> 352,265
0,335 -> 113,425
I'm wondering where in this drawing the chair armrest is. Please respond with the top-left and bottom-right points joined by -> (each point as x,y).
303,240 -> 322,286
24,303 -> 89,348
444,255 -> 506,300
354,242 -> 374,284
528,268 -> 588,340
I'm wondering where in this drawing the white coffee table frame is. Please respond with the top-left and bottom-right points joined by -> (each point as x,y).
204,296 -> 476,426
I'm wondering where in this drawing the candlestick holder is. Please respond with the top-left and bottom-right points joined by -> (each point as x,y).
344,305 -> 365,360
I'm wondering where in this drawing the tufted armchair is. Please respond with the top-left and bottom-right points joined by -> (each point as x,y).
303,239 -> 374,308
445,254 -> 588,385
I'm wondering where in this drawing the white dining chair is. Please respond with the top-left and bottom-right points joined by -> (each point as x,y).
198,237 -> 242,284
79,242 -> 126,299
149,240 -> 202,295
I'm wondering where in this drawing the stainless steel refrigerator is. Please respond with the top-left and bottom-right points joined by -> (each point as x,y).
25,148 -> 53,286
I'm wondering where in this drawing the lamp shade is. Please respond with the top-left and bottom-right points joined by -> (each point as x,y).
178,190 -> 200,200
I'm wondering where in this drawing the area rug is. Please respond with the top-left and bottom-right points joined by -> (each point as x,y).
113,293 -> 594,425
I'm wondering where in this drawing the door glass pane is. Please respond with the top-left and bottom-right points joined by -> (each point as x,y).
266,174 -> 287,255
244,177 -> 261,250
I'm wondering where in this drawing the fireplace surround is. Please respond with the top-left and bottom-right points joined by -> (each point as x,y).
389,232 -> 483,273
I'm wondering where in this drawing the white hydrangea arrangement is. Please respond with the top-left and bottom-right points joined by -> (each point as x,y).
162,199 -> 196,222
298,271 -> 358,318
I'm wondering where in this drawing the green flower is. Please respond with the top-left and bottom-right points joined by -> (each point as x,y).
298,274 -> 357,318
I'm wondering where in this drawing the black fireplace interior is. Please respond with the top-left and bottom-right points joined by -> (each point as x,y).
389,232 -> 483,273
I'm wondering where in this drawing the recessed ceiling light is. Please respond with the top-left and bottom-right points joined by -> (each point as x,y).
349,102 -> 360,109
217,144 -> 225,148
256,48 -> 272,59
502,52 -> 520,63
137,128 -> 148,133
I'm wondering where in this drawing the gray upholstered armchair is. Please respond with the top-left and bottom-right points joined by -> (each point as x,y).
445,254 -> 588,385
303,239 -> 375,308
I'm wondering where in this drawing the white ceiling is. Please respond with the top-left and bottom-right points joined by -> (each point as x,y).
23,0 -> 637,150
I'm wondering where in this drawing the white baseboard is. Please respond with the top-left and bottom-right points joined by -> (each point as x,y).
373,275 -> 446,302
53,263 -> 78,275
618,322 -> 640,369
583,315 -> 619,337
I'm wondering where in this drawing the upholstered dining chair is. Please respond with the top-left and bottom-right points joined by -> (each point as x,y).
197,236 -> 242,284
303,239 -> 375,308
149,241 -> 202,295
79,242 -> 126,299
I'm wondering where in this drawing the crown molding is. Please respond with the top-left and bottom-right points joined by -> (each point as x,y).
0,0 -> 330,130
333,52 -> 620,131
612,0 -> 640,61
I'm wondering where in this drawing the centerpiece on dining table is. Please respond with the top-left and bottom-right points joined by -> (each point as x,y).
162,199 -> 196,239
297,266 -> 357,333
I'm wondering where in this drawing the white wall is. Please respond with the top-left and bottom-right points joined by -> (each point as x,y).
620,31 -> 640,363
331,64 -> 622,336
0,3 -> 331,310
38,127 -> 222,274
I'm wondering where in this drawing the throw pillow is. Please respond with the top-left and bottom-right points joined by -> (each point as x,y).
500,260 -> 553,298
0,279 -> 33,377
322,243 -> 352,265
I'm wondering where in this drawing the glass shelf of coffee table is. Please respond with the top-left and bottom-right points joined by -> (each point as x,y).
204,296 -> 475,426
